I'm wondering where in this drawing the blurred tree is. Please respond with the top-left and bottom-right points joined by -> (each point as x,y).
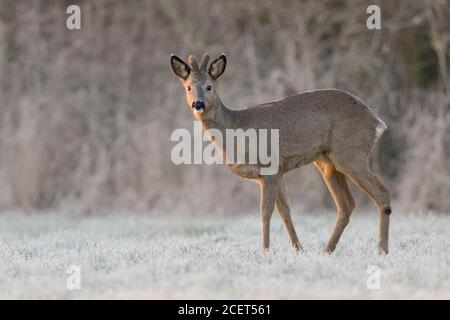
0,0 -> 448,213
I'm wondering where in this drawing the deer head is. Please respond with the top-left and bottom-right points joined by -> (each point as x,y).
170,53 -> 227,119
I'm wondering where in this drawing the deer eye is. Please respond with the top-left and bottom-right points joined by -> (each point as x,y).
187,86 -> 191,91
206,85 -> 212,91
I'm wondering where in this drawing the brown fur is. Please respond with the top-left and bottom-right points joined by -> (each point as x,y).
171,53 -> 391,254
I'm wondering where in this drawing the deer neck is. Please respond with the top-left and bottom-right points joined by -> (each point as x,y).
199,100 -> 236,161
201,101 -> 234,131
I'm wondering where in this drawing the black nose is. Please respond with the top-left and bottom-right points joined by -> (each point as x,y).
192,101 -> 205,110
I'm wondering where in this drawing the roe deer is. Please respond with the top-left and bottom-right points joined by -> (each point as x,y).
170,53 -> 391,254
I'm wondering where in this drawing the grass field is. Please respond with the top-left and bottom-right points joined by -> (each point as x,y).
0,210 -> 448,299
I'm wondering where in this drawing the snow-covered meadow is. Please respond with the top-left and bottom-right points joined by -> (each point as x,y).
0,210 -> 448,299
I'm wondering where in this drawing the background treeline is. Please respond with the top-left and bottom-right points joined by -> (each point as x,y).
0,0 -> 449,214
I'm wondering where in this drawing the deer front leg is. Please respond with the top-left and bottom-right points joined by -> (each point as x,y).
276,176 -> 302,251
259,176 -> 277,251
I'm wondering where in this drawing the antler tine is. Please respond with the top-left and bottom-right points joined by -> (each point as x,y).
188,55 -> 200,72
199,53 -> 210,72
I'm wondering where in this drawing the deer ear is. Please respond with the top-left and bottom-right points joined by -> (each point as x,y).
208,54 -> 227,80
170,55 -> 190,80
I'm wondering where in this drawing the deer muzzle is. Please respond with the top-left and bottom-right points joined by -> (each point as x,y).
192,101 -> 205,113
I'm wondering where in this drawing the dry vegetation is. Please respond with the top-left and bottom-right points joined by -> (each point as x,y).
0,211 -> 449,299
0,0 -> 449,214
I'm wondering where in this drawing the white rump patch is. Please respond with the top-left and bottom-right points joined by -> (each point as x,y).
375,118 -> 387,141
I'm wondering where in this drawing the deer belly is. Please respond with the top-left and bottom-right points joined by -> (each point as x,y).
227,164 -> 261,179
283,153 -> 319,171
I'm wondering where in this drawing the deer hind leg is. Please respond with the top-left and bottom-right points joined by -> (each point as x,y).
275,176 -> 302,251
330,155 -> 391,255
315,157 -> 355,253
258,176 -> 277,251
